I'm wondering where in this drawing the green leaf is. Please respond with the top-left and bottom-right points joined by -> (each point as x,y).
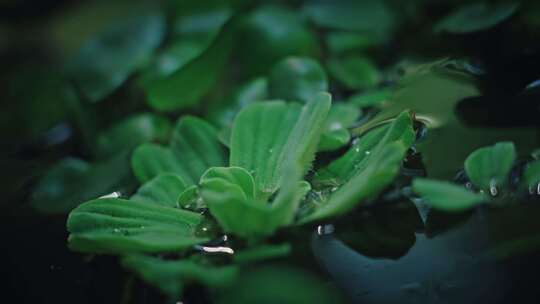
206,77 -> 268,129
464,142 -> 516,192
200,166 -> 309,238
302,0 -> 394,39
201,180 -> 276,238
303,142 -> 409,223
326,31 -> 378,54
434,2 -> 519,34
268,56 -> 328,103
237,5 -> 319,76
131,173 -> 187,208
201,167 -> 255,199
67,198 -> 207,254
96,113 -> 172,157
348,88 -> 391,108
327,55 -> 380,90
412,178 -> 487,212
233,243 -> 291,264
131,116 -> 226,185
230,93 -> 331,199
217,266 -> 344,304
67,13 -> 165,102
359,60 -> 535,179
318,103 -> 361,152
31,153 -> 133,214
122,255 -> 238,299
177,185 -> 202,209
524,160 -> 540,189
146,18 -> 235,111
315,110 -> 415,186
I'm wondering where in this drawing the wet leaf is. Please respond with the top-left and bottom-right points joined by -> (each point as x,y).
67,198 -> 207,254
315,111 -> 415,186
464,142 -> 516,191
230,93 -> 331,199
130,173 -> 187,208
413,178 -> 487,212
217,266 -> 344,304
146,18 -> 235,111
268,56 -> 328,103
360,61 -> 536,179
327,56 -> 380,90
318,103 -> 361,152
303,141 -> 409,223
434,2 -> 519,34
122,255 -> 238,299
67,13 -> 165,102
131,116 -> 226,185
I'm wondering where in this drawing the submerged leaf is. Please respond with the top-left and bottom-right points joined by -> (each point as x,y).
464,142 -> 516,192
413,178 -> 486,212
67,198 -> 207,254
122,255 -> 238,299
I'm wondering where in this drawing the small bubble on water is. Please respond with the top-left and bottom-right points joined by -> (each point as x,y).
355,148 -> 360,152
365,150 -> 371,155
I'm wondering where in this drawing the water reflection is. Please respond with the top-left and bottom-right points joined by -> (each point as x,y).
312,212 -> 508,303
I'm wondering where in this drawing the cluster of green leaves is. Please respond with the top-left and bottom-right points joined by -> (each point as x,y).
11,0 -> 539,302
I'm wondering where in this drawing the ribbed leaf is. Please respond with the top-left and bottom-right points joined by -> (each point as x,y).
315,110 -> 414,187
131,173 -> 187,208
464,141 -> 516,192
412,178 -> 486,212
67,198 -> 207,254
132,116 -> 226,185
302,142 -> 409,223
201,167 -> 255,199
230,92 -> 331,199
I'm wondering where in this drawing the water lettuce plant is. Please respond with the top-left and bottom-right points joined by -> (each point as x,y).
7,1 -> 540,303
